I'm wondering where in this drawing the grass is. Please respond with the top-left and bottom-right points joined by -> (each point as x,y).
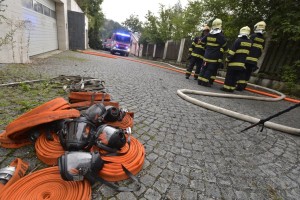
0,79 -> 68,130
53,55 -> 88,62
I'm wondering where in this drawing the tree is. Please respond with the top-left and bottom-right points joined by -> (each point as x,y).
100,19 -> 124,39
203,0 -> 300,41
122,14 -> 142,33
140,11 -> 160,44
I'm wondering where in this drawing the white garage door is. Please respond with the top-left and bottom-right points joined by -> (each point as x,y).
22,0 -> 58,56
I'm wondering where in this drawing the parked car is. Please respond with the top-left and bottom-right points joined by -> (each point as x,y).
102,38 -> 112,51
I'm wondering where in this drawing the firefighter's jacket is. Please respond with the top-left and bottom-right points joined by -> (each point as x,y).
189,36 -> 205,59
201,32 -> 228,63
226,36 -> 252,68
245,33 -> 265,65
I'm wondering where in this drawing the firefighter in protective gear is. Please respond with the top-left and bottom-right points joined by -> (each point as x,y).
221,26 -> 252,92
185,25 -> 210,79
198,18 -> 228,87
236,21 -> 266,91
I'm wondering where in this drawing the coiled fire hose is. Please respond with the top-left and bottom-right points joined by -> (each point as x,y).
93,136 -> 145,182
35,131 -> 144,182
35,132 -> 64,166
0,167 -> 91,200
0,158 -> 29,193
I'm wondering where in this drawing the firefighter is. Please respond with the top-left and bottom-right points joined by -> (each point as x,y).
198,18 -> 228,87
236,21 -> 266,91
221,26 -> 252,92
185,25 -> 210,79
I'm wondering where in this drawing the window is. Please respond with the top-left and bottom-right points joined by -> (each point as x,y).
22,0 -> 33,9
43,5 -> 50,17
50,10 -> 56,19
33,0 -> 43,14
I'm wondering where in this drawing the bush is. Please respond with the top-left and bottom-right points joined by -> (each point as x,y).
281,60 -> 300,92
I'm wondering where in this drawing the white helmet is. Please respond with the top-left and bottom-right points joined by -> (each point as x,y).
254,21 -> 266,34
238,26 -> 251,37
212,18 -> 222,30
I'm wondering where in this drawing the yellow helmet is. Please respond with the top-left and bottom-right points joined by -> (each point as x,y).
254,21 -> 266,33
212,18 -> 222,29
239,26 -> 251,37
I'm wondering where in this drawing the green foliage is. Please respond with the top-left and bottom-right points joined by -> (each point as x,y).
203,0 -> 300,41
100,19 -> 125,39
122,14 -> 143,33
281,60 -> 300,90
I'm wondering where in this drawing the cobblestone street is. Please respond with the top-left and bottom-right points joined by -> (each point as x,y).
1,50 -> 300,200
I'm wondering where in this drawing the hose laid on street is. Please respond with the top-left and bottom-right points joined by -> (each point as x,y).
177,89 -> 300,135
0,167 -> 91,200
79,50 -> 117,59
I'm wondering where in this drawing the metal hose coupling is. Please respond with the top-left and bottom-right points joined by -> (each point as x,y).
0,166 -> 16,185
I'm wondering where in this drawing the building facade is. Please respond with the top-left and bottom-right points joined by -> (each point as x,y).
0,0 -> 88,63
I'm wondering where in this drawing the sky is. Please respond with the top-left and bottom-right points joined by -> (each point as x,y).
101,0 -> 189,24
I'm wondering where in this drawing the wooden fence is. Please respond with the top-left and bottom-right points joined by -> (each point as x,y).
260,40 -> 300,75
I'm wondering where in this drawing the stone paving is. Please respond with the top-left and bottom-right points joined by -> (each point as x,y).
1,50 -> 300,200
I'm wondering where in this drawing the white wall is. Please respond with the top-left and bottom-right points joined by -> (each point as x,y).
67,0 -> 83,13
0,0 -> 30,63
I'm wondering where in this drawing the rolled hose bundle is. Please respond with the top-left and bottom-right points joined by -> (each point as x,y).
0,167 -> 91,200
69,92 -> 111,103
93,136 -> 145,182
69,101 -> 120,109
0,158 -> 29,193
0,98 -> 80,148
106,112 -> 134,129
35,132 -> 65,166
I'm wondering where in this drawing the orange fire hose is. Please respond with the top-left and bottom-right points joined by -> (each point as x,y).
213,79 -> 300,103
79,50 -> 117,59
105,112 -> 134,129
81,51 -> 300,104
0,158 -> 29,193
6,110 -> 80,140
16,97 -> 70,120
69,92 -> 111,103
69,100 -> 120,109
0,98 -> 80,148
91,136 -> 145,182
35,132 -> 65,166
0,131 -> 32,148
0,167 -> 91,200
